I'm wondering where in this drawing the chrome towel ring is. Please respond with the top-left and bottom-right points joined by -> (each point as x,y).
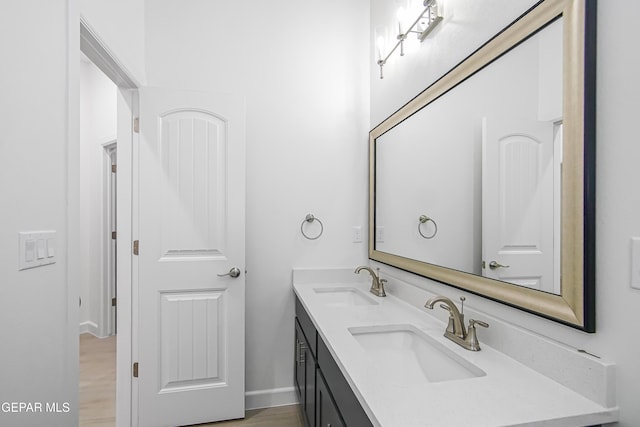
418,214 -> 438,239
301,214 -> 324,240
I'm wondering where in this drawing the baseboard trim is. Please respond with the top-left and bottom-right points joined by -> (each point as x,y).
79,321 -> 100,336
245,386 -> 298,410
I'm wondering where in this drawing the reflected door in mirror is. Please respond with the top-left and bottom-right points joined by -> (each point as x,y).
482,118 -> 561,294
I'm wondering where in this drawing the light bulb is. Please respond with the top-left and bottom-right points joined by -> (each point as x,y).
376,35 -> 386,60
396,7 -> 406,34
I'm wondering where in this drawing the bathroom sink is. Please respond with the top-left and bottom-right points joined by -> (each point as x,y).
312,287 -> 379,307
349,324 -> 485,384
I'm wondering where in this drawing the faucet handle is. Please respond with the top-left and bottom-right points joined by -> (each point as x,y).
439,301 -> 465,328
439,304 -> 456,334
469,319 -> 489,329
439,304 -> 450,311
466,319 -> 489,351
379,278 -> 387,297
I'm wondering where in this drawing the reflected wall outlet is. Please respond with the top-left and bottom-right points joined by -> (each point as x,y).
376,226 -> 384,243
632,237 -> 640,290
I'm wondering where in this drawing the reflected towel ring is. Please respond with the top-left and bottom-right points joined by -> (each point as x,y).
301,214 -> 324,240
418,214 -> 438,239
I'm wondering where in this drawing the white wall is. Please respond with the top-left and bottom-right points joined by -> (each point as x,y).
80,0 -> 146,86
0,1 -> 78,426
79,58 -> 117,336
0,0 -> 140,425
371,1 -> 640,426
144,0 -> 370,403
371,0 -> 538,124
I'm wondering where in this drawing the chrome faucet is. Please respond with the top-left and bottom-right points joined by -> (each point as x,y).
424,296 -> 489,351
354,266 -> 387,297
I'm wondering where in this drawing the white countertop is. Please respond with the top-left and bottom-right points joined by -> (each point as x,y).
293,272 -> 618,427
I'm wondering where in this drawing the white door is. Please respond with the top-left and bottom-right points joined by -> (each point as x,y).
482,117 -> 559,293
136,88 -> 245,426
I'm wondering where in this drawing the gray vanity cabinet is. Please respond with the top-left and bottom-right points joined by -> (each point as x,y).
294,319 -> 315,427
316,371 -> 345,427
295,297 -> 373,427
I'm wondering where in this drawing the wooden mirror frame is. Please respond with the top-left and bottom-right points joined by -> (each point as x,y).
369,0 -> 596,331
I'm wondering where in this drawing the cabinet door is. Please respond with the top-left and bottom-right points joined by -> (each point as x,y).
294,320 -> 306,401
317,335 -> 373,427
295,319 -> 316,427
316,372 -> 345,427
304,343 -> 315,426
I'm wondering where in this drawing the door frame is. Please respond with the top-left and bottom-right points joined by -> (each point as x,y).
102,140 -> 117,336
80,17 -> 138,427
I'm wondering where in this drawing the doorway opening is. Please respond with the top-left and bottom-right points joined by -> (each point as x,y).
78,51 -> 118,425
80,18 -> 138,427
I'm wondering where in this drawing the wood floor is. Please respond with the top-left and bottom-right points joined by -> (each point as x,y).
194,405 -> 303,427
79,334 -> 303,427
80,333 -> 116,426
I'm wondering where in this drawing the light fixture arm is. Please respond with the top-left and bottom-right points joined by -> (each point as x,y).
377,59 -> 385,79
376,0 -> 443,79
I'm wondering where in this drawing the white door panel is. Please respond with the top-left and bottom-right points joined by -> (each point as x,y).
482,117 -> 558,293
137,88 -> 245,426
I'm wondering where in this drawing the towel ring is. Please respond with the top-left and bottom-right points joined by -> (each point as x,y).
301,214 -> 324,240
418,214 -> 438,239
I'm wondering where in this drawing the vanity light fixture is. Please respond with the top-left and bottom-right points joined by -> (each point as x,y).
376,0 -> 443,79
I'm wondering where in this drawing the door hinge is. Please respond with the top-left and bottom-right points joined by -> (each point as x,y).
111,164 -> 117,173
112,231 -> 117,240
111,297 -> 117,307
133,117 -> 139,133
133,240 -> 139,255
133,362 -> 139,378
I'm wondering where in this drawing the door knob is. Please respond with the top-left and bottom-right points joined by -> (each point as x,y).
489,261 -> 510,270
217,267 -> 241,278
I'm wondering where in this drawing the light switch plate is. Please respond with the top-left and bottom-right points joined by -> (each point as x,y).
19,231 -> 56,271
631,237 -> 640,290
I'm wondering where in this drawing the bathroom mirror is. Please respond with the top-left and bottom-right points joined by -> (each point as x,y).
369,0 -> 596,331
